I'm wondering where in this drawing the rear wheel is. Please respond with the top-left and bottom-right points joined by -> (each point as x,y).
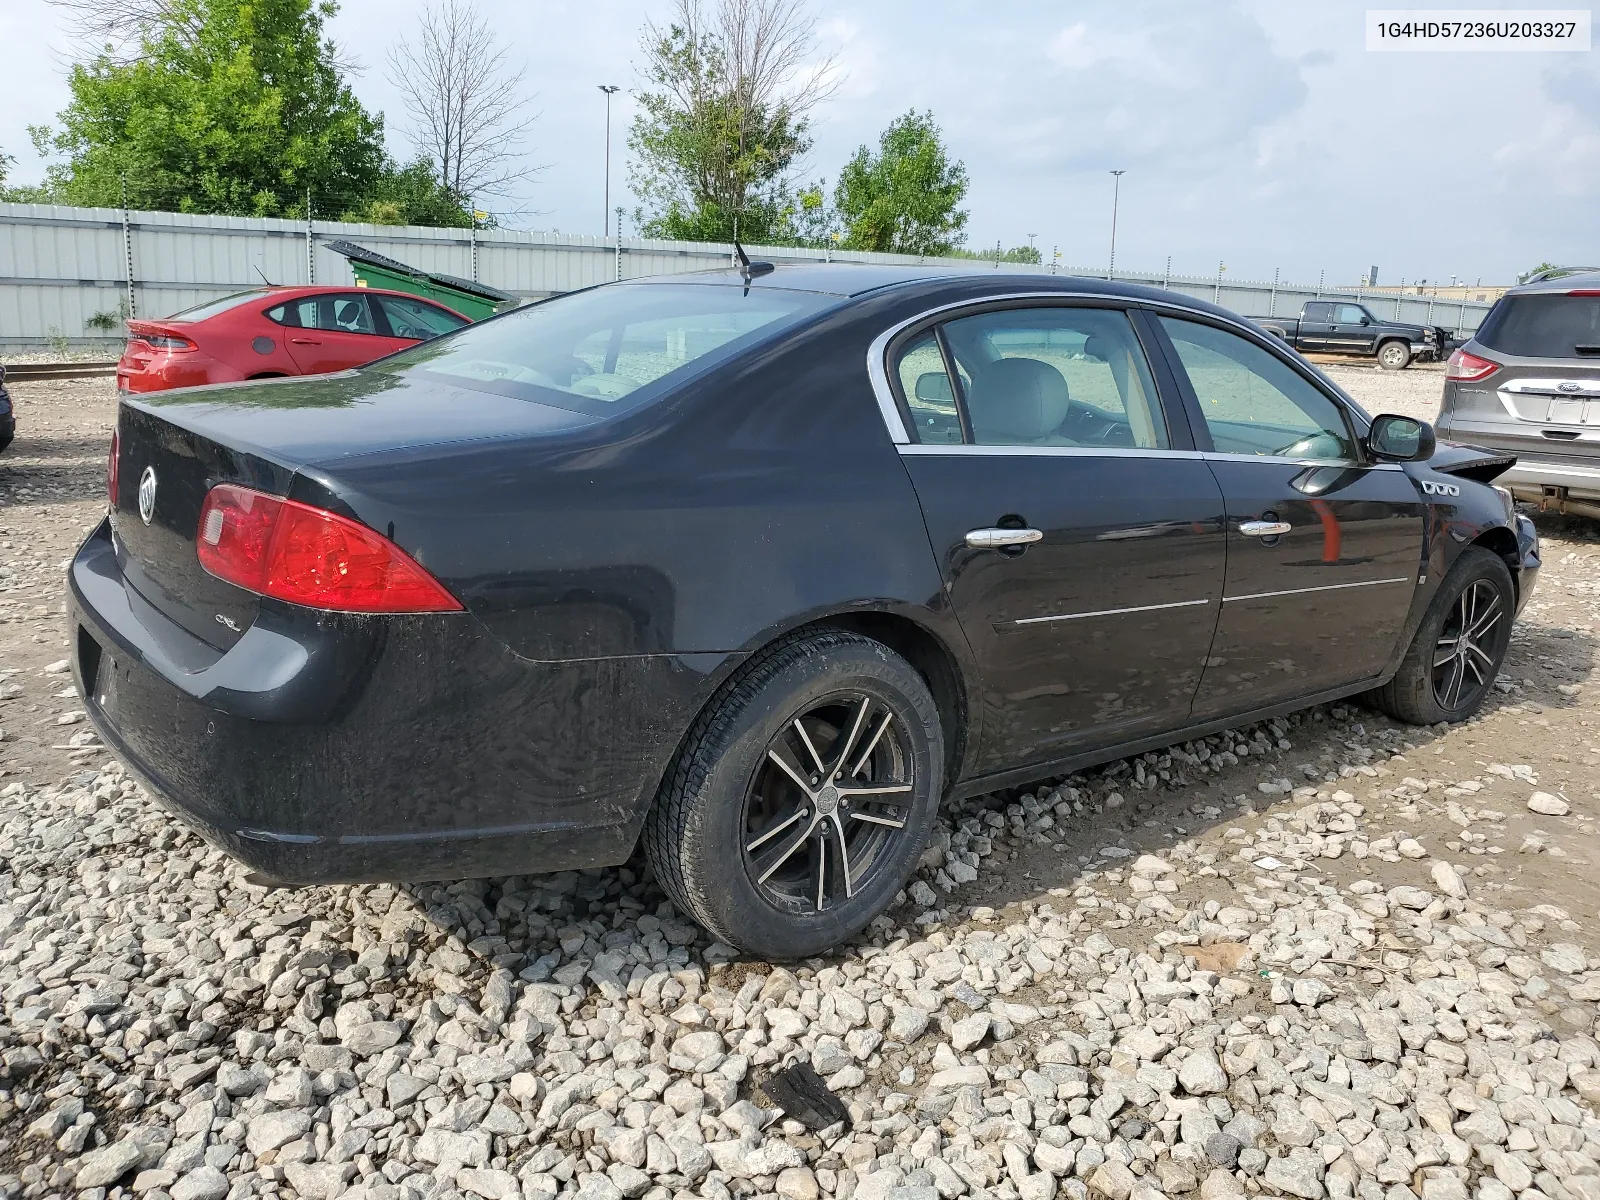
1377,340 -> 1412,370
644,631 -> 944,958
1367,546 -> 1514,724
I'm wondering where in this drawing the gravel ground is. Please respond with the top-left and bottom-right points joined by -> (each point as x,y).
1,373 -> 1599,1200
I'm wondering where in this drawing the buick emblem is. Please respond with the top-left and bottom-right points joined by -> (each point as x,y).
1559,381 -> 1582,393
137,467 -> 158,525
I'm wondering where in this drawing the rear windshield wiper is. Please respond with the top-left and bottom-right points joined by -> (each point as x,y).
1576,344 -> 1600,356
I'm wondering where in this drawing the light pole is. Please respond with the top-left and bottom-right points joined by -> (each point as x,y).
598,85 -> 621,237
1108,170 -> 1126,278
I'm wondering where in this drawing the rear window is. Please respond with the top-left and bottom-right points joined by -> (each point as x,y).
167,290 -> 270,321
1475,293 -> 1600,359
368,283 -> 833,417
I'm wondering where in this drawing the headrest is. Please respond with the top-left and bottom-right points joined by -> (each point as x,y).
966,357 -> 1070,444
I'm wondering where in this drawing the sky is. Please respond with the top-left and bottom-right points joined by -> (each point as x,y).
2,0 -> 1596,286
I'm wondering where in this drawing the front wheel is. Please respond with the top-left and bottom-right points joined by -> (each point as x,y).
644,631 -> 945,959
1367,546 -> 1515,724
1377,340 -> 1412,370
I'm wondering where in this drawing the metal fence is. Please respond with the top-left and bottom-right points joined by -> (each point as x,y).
0,201 -> 1496,349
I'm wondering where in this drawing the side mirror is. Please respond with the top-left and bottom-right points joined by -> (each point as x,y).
1359,317 -> 1370,326
1367,414 -> 1435,462
914,372 -> 954,403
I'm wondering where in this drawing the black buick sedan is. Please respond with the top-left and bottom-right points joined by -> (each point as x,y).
70,265 -> 1540,957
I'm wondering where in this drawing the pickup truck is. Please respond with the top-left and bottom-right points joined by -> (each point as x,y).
1258,301 -> 1443,370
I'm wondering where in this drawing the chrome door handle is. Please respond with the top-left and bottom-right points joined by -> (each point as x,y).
966,527 -> 1044,549
1239,520 -> 1292,537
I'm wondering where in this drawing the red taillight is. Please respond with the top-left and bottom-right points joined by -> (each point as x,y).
195,484 -> 463,614
1446,348 -> 1499,382
1569,289 -> 1600,297
107,429 -> 119,507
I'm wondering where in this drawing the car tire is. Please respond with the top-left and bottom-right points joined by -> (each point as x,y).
1377,340 -> 1412,370
644,631 -> 945,959
1366,546 -> 1515,725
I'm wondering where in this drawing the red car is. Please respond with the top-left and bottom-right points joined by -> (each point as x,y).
116,285 -> 470,393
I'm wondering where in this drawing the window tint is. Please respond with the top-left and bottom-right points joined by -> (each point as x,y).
1475,294 -> 1600,359
266,295 -> 378,335
938,307 -> 1168,448
1335,305 -> 1367,324
368,283 -> 831,417
893,332 -> 962,444
1160,317 -> 1357,461
377,295 -> 468,340
1303,302 -> 1333,321
171,290 -> 271,321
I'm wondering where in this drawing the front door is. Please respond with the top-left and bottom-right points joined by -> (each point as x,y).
1330,303 -> 1379,355
1153,315 -> 1426,716
891,303 -> 1227,774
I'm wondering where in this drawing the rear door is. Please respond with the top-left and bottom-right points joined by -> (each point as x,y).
271,293 -> 389,374
889,301 -> 1227,775
1297,302 -> 1336,351
1151,314 -> 1426,718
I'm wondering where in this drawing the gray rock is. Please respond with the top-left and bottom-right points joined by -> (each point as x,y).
245,1109 -> 313,1157
1527,792 -> 1569,816
170,1166 -> 230,1200
1263,1149 -> 1325,1199
1205,1132 -> 1242,1168
1178,1049 -> 1228,1095
75,1139 -> 145,1188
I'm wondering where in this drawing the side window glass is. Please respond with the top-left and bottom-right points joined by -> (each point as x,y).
1159,317 -> 1357,461
893,332 -> 963,444
1304,302 -> 1332,322
322,295 -> 376,335
379,296 -> 467,340
940,307 -> 1168,448
1336,305 -> 1366,324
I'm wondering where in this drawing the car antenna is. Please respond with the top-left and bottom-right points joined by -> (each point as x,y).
254,265 -> 276,287
732,241 -> 774,292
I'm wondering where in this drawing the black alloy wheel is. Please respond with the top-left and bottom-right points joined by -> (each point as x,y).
1431,579 -> 1505,712
1367,546 -> 1515,725
644,631 -> 944,959
742,693 -> 915,915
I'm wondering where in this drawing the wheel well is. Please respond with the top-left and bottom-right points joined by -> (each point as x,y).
246,371 -> 287,380
1377,337 -> 1409,352
1471,526 -> 1521,594
809,612 -> 970,786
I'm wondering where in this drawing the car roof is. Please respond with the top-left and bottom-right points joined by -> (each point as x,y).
1507,269 -> 1600,296
631,262 -> 1240,316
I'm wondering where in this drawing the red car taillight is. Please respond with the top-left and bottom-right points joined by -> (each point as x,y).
195,484 -> 463,614
1445,348 -> 1500,382
107,429 -> 119,508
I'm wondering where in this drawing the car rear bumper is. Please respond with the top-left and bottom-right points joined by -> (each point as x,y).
117,349 -> 237,393
67,518 -> 717,885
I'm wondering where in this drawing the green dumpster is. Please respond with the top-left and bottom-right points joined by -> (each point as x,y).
324,239 -> 518,321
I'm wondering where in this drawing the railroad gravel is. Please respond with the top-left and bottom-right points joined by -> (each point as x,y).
3,370 -> 1600,1200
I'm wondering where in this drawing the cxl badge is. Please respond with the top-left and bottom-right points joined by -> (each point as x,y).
137,466 -> 158,525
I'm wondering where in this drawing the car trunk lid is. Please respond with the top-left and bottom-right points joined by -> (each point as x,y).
110,371 -> 598,651
111,403 -> 287,654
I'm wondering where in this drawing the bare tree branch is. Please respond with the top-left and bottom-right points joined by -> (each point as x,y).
386,0 -> 540,206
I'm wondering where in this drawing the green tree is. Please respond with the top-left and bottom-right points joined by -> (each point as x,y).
38,0 -> 387,218
341,158 -> 475,227
949,243 -> 1041,264
1517,261 -> 1561,283
834,110 -> 968,256
628,0 -> 836,244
